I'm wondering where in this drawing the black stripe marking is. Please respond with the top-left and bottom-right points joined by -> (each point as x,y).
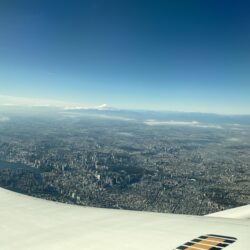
183,242 -> 194,246
176,246 -> 187,250
173,234 -> 237,250
207,234 -> 237,240
190,239 -> 201,243
217,243 -> 229,247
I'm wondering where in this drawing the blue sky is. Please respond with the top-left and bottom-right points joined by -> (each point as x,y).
0,0 -> 250,114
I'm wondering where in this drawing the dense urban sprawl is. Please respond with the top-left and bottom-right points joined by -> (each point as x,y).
0,109 -> 249,215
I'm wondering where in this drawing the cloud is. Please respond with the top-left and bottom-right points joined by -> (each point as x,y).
227,138 -> 241,142
64,103 -> 112,111
145,120 -> 199,126
60,112 -> 134,121
96,114 -> 134,121
0,95 -> 106,110
64,106 -> 89,110
117,132 -> 133,137
0,95 -> 68,107
144,120 -> 222,129
98,104 -> 108,109
0,116 -> 9,122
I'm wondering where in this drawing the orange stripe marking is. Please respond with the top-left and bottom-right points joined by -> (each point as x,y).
206,237 -> 224,243
185,237 -> 224,250
186,243 -> 212,249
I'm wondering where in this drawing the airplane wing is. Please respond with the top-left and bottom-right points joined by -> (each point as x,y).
206,204 -> 250,220
0,187 -> 249,250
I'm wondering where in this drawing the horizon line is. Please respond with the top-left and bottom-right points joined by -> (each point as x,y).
0,95 -> 250,116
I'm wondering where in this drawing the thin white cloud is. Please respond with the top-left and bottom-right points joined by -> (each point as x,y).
64,103 -> 110,110
0,116 -> 9,122
145,120 -> 199,126
64,106 -> 90,110
97,114 -> 134,121
0,95 -> 68,107
117,132 -> 133,137
60,112 -> 134,121
227,138 -> 241,142
196,124 -> 222,129
0,95 -> 106,110
98,104 -> 108,109
144,119 -> 222,129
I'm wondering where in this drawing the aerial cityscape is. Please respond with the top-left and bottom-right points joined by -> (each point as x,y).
0,107 -> 249,215
0,1 -> 250,249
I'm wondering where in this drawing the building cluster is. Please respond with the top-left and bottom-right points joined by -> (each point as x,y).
0,116 -> 249,215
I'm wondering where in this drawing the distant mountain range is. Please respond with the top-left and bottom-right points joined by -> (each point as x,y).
1,105 -> 250,125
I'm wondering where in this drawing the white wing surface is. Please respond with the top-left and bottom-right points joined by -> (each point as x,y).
0,187 -> 249,250
206,204 -> 250,219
